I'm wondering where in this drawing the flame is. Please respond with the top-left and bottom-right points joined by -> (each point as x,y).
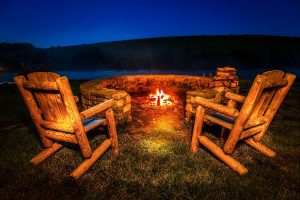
149,88 -> 174,106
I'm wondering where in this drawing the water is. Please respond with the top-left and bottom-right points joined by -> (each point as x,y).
1,68 -> 299,83
0,69 -> 214,82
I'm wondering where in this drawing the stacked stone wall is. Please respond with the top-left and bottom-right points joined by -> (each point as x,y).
80,68 -> 240,123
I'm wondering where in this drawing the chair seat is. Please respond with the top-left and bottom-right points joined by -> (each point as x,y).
83,117 -> 106,132
209,113 -> 235,124
205,113 -> 235,130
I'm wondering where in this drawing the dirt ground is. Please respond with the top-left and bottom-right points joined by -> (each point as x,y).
127,88 -> 192,140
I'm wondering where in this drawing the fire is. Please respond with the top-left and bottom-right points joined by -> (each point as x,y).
148,88 -> 174,106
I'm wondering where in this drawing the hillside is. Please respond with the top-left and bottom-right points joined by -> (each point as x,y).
1,35 -> 300,73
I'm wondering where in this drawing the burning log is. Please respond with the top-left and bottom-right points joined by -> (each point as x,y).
148,88 -> 175,107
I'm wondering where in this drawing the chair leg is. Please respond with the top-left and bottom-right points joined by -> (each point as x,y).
190,106 -> 205,154
199,136 -> 248,175
71,139 -> 112,180
244,138 -> 276,157
106,109 -> 119,155
30,143 -> 63,165
220,128 -> 227,142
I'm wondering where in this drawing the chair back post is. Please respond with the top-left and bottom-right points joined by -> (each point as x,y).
224,74 -> 267,154
56,76 -> 93,158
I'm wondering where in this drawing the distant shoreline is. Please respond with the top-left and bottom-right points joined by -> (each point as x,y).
1,68 -> 299,82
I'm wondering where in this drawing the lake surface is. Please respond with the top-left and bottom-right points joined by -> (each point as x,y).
1,68 -> 299,82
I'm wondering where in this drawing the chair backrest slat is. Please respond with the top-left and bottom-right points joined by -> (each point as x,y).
249,70 -> 285,119
27,72 -> 70,123
23,80 -> 60,91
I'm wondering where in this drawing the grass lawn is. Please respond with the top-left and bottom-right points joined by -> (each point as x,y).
0,79 -> 299,199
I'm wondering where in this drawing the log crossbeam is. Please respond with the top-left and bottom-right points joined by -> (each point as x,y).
194,97 -> 239,118
225,92 -> 246,103
71,139 -> 112,179
244,138 -> 276,157
198,136 -> 248,175
23,80 -> 59,91
30,143 -> 63,165
80,99 -> 115,121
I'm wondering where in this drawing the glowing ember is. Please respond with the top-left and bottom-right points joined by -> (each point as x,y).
148,89 -> 175,106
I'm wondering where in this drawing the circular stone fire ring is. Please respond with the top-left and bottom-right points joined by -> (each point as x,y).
80,73 -> 239,123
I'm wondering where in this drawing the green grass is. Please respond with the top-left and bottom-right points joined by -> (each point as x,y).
0,80 -> 299,199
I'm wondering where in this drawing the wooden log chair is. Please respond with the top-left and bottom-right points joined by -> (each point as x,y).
14,72 -> 119,179
190,70 -> 296,175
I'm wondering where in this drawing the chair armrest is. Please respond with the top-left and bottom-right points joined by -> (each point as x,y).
225,92 -> 246,103
195,97 -> 239,118
74,96 -> 79,103
80,99 -> 115,121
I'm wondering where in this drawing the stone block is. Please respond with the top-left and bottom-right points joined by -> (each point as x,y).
212,86 -> 225,93
187,88 -> 216,99
115,99 -> 124,107
185,103 -> 193,112
194,96 -> 215,104
223,66 -> 236,71
231,81 -> 239,88
216,71 -> 230,77
125,95 -> 131,103
123,103 -> 131,113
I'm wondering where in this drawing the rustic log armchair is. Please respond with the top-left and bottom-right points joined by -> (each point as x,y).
14,72 -> 119,179
190,70 -> 296,175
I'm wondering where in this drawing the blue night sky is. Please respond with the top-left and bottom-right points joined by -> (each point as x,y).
0,0 -> 300,47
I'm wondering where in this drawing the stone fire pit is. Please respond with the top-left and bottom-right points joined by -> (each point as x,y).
80,67 -> 239,123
